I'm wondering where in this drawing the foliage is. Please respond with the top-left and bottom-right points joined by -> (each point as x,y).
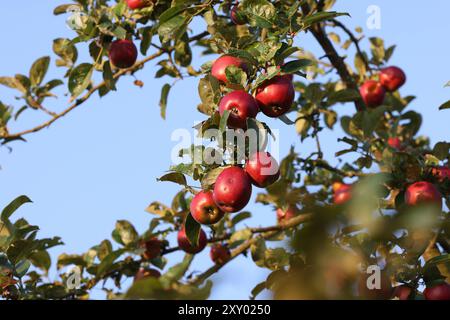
1,0 -> 449,300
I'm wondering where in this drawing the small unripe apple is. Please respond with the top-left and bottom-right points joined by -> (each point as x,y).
177,227 -> 208,254
431,166 -> 450,182
405,181 -> 442,209
379,66 -> 406,92
387,137 -> 402,150
134,268 -> 161,282
333,182 -> 352,205
276,206 -> 298,224
392,285 -> 413,300
109,39 -> 138,69
140,238 -> 162,260
190,190 -> 225,225
219,90 -> 259,129
213,166 -> 252,213
255,75 -> 295,117
359,80 -> 386,108
423,282 -> 450,300
210,244 -> 231,264
126,0 -> 152,10
211,55 -> 248,83
245,151 -> 280,188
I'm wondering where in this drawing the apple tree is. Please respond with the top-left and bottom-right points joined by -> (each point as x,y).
1,0 -> 450,300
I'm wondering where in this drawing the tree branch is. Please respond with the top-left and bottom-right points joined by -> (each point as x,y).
188,213 -> 313,286
300,3 -> 365,112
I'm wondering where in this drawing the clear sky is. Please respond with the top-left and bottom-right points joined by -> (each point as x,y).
0,1 -> 449,299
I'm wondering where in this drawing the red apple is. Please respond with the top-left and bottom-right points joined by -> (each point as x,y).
431,166 -> 450,182
379,66 -> 406,92
109,39 -> 138,69
332,182 -> 352,205
134,268 -> 161,282
213,166 -> 252,213
424,283 -> 450,300
210,244 -> 231,264
177,227 -> 208,254
388,137 -> 402,150
211,55 -> 248,83
245,151 -> 280,188
255,75 -> 295,117
140,238 -> 162,260
219,90 -> 259,129
392,285 -> 413,300
190,190 -> 225,225
405,181 -> 442,209
359,80 -> 386,108
276,206 -> 298,224
231,4 -> 246,25
126,0 -> 152,10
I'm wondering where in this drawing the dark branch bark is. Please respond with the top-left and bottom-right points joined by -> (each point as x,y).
301,3 -> 365,112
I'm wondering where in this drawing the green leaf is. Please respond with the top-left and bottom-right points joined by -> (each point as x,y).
140,26 -> 154,56
438,100 -> 450,110
278,114 -> 295,125
14,259 -> 31,278
158,15 -> 189,42
157,172 -> 187,186
231,211 -> 252,226
281,59 -> 312,74
225,65 -> 247,87
327,89 -> 360,104
159,83 -> 171,119
115,220 -> 138,246
96,248 -> 126,276
0,77 -> 27,93
160,254 -> 194,285
219,109 -> 231,134
53,38 -> 78,67
53,4 -> 81,15
184,213 -> 201,247
250,281 -> 266,300
433,142 -> 450,160
102,61 -> 116,91
29,56 -> 50,87
57,253 -> 86,270
423,254 -> 450,272
302,11 -> 349,29
29,250 -> 51,272
68,63 -> 94,98
1,195 -> 32,222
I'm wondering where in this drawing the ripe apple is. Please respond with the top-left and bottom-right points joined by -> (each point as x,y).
109,39 -> 138,69
431,166 -> 450,182
405,181 -> 442,209
423,282 -> 450,300
213,166 -> 252,213
134,268 -> 161,282
379,66 -> 406,92
276,206 -> 298,224
245,151 -> 280,188
219,90 -> 259,129
255,75 -> 295,117
359,80 -> 386,108
332,182 -> 352,205
190,190 -> 225,225
140,238 -> 162,260
392,285 -> 413,300
211,55 -> 248,83
387,137 -> 402,150
210,244 -> 231,264
126,0 -> 152,10
177,227 -> 208,254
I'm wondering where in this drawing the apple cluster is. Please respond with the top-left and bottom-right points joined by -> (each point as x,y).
359,66 -> 406,108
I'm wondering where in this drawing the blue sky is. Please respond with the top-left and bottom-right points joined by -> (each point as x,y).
0,1 -> 449,299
